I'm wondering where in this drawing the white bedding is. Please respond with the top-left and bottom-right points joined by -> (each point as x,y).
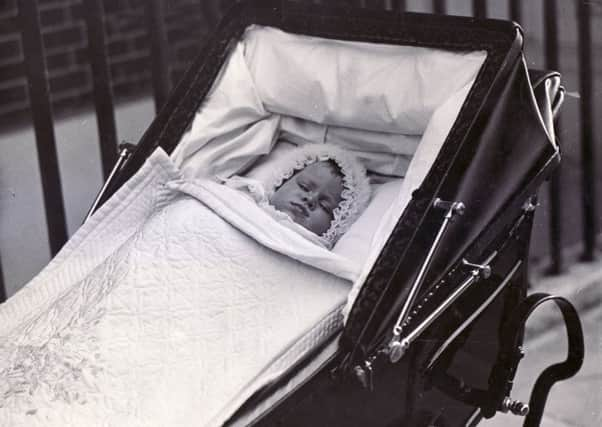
172,26 -> 486,181
0,150 -> 351,427
173,26 -> 485,320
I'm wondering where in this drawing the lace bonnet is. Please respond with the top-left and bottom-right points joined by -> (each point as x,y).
266,143 -> 371,248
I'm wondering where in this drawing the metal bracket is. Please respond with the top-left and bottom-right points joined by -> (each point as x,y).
522,197 -> 539,213
387,251 -> 497,364
386,198 -> 466,363
433,198 -> 466,217
388,337 -> 411,364
84,142 -> 136,222
353,360 -> 375,391
500,396 -> 529,416
462,258 -> 492,279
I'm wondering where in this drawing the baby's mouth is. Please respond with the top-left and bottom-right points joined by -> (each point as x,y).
290,201 -> 309,218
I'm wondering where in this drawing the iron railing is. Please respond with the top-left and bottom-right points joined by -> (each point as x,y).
0,0 -> 598,301
18,0 -> 68,256
82,0 -> 118,179
577,0 -> 597,263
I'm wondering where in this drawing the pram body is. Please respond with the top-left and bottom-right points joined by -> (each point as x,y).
2,1 -> 583,426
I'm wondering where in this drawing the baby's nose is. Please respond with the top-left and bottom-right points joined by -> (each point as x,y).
302,192 -> 318,209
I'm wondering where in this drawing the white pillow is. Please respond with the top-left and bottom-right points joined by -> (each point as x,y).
245,137 -> 412,180
244,140 -> 297,183
244,26 -> 487,134
332,180 -> 403,265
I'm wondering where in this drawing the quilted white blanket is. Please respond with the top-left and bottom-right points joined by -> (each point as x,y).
0,150 -> 351,427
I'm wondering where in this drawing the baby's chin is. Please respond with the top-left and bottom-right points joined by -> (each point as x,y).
281,206 -> 306,227
273,204 -> 312,231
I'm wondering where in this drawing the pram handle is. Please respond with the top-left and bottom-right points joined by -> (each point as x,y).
485,293 -> 584,425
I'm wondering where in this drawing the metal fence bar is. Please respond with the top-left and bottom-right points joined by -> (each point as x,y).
83,0 -> 118,180
432,0 -> 446,14
146,0 -> 171,113
544,0 -> 564,274
18,0 -> 68,256
509,0 -> 521,23
472,0 -> 487,18
577,0 -> 597,261
0,255 -> 5,303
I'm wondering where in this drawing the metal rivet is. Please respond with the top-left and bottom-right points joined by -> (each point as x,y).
501,397 -> 529,417
388,339 -> 409,363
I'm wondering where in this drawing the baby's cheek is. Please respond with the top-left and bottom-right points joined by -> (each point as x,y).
314,213 -> 332,235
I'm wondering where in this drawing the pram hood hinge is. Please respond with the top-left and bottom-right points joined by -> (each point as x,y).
387,198 -> 466,362
348,197 -> 540,392
387,251 -> 497,364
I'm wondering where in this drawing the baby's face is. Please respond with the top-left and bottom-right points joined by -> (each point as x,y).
270,161 -> 343,235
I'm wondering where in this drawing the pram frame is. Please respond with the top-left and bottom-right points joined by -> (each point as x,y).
87,1 -> 583,425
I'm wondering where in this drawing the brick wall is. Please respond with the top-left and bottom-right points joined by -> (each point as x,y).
0,0 -> 219,128
2,0 -> 599,129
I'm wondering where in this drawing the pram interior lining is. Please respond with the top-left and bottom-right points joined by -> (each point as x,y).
167,25 -> 487,424
171,25 -> 486,314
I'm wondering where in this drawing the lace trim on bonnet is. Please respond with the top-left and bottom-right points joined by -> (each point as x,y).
265,143 -> 371,249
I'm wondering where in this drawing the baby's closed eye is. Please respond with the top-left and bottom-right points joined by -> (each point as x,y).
319,198 -> 334,211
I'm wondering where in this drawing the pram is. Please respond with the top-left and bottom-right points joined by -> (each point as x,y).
0,1 -> 584,426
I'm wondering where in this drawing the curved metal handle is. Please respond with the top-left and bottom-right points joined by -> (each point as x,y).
484,292 -> 584,423
522,294 -> 584,427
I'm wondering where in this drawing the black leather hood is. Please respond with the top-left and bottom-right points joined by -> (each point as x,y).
343,55 -> 560,360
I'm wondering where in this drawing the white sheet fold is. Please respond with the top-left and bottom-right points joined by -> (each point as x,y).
168,176 -> 360,282
0,149 -> 350,427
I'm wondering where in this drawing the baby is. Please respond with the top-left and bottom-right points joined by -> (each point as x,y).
235,143 -> 371,249
269,160 -> 344,236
